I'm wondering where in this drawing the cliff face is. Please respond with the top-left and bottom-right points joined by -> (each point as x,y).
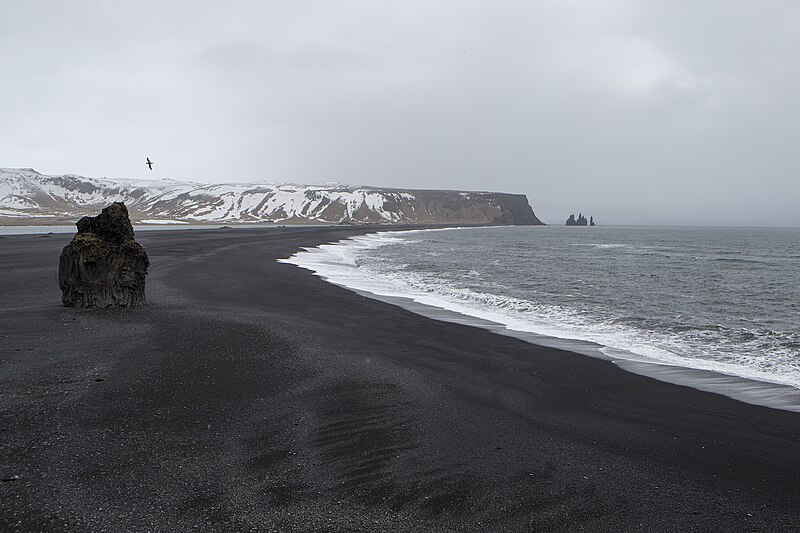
0,168 -> 543,226
388,190 -> 542,225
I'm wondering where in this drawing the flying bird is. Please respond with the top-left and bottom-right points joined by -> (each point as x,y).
146,157 -> 153,171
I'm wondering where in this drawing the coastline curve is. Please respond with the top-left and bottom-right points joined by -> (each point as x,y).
280,227 -> 800,413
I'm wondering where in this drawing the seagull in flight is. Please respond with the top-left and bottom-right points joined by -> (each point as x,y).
146,157 -> 153,171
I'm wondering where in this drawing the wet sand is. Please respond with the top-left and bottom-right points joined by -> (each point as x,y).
2,226 -> 800,531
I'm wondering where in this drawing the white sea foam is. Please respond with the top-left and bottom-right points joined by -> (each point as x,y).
570,243 -> 628,249
281,229 -> 800,395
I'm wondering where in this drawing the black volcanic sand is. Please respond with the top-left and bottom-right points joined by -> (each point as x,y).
2,226 -> 800,532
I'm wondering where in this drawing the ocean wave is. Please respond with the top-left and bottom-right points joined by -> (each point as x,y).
712,257 -> 769,265
570,243 -> 628,249
281,229 -> 800,391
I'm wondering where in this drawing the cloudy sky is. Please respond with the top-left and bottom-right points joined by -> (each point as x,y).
1,1 -> 798,226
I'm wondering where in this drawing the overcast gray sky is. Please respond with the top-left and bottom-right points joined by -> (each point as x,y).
1,1 -> 799,226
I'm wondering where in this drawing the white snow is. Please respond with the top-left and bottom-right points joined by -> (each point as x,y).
0,167 -> 429,223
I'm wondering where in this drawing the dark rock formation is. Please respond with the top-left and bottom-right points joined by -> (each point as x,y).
566,213 -> 589,226
58,203 -> 149,307
590,216 -> 596,227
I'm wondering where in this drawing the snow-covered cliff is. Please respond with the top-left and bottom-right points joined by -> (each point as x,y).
0,168 -> 542,225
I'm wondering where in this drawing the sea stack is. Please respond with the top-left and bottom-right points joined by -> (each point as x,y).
58,202 -> 149,307
566,213 -> 589,226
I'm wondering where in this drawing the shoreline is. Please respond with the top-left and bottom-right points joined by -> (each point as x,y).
0,221 -> 343,233
0,221 -> 500,236
283,228 -> 800,413
2,226 -> 800,530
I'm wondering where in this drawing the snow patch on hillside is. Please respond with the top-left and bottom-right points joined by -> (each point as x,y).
0,168 -> 405,223
0,167 -> 538,225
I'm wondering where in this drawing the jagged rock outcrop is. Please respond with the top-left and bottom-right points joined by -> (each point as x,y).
566,213 -> 589,226
590,216 -> 596,226
58,203 -> 149,307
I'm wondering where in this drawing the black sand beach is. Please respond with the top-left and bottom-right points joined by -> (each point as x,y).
2,226 -> 800,531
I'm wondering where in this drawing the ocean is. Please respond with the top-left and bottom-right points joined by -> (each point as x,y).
284,225 -> 800,410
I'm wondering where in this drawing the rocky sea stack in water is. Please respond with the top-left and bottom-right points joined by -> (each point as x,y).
566,213 -> 596,226
566,213 -> 587,226
58,202 -> 149,307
